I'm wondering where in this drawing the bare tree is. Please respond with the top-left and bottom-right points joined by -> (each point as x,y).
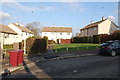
26,22 -> 42,37
75,33 -> 80,37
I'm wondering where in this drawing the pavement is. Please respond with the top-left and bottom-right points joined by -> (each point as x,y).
1,56 -> 33,74
1,49 -> 99,77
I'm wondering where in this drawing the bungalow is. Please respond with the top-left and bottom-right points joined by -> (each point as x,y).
0,24 -> 18,45
8,22 -> 34,42
80,17 -> 119,37
42,27 -> 72,43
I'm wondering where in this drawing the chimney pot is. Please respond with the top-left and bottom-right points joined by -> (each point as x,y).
53,24 -> 55,27
102,16 -> 106,20
90,20 -> 94,24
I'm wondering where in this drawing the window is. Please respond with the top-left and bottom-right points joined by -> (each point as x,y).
51,32 -> 55,34
67,33 -> 70,35
111,41 -> 120,48
115,41 -> 120,48
13,35 -> 15,38
60,33 -> 62,35
51,38 -> 54,40
94,28 -> 96,30
118,42 -> 120,48
111,28 -> 112,31
21,34 -> 23,36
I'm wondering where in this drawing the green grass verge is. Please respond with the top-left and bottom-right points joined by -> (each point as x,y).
3,44 -> 13,49
53,43 -> 100,53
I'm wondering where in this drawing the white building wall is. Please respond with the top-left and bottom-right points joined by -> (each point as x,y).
0,33 -> 18,45
98,19 -> 118,35
42,32 -> 72,42
98,19 -> 111,35
8,24 -> 34,43
8,24 -> 22,42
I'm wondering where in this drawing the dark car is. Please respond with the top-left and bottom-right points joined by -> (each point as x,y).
99,40 -> 120,56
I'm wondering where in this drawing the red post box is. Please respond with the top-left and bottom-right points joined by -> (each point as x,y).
18,50 -> 24,64
8,50 -> 19,67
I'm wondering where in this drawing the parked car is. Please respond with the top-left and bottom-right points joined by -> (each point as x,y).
99,40 -> 120,56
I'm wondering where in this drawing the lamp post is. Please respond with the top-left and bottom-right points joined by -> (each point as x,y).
24,39 -> 26,54
55,31 -> 57,43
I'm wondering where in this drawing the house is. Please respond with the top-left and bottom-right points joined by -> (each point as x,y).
8,22 -> 34,43
80,17 -> 119,37
42,27 -> 72,43
0,24 -> 18,45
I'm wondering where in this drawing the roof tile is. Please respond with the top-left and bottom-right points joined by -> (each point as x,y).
42,27 -> 72,32
0,24 -> 17,35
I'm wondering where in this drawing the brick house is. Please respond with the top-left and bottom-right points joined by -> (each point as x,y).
0,24 -> 18,45
80,17 -> 119,37
42,27 -> 72,43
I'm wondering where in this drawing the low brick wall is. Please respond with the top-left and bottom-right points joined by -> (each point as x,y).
59,39 -> 71,44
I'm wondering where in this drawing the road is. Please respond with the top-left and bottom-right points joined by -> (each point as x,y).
3,55 -> 119,79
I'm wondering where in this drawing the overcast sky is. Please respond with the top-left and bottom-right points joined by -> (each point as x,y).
0,1 -> 118,36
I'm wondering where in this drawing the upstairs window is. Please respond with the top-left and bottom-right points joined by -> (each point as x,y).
111,27 -> 113,31
67,33 -> 70,35
51,32 -> 55,34
60,33 -> 62,35
94,28 -> 96,30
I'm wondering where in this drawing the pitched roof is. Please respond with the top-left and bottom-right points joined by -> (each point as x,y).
42,27 -> 72,32
0,24 -> 17,35
80,19 -> 107,31
13,24 -> 34,34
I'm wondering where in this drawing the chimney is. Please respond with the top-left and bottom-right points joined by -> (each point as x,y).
61,25 -> 64,27
102,16 -> 106,20
15,22 -> 23,26
52,24 -> 55,27
15,22 -> 20,26
90,20 -> 94,24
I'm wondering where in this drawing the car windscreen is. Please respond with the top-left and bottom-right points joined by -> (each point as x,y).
100,42 -> 112,46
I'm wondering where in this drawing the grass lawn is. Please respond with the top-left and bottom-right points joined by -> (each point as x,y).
3,45 -> 13,55
3,44 -> 13,49
52,43 -> 100,52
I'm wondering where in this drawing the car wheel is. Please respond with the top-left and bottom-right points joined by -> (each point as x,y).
111,50 -> 116,57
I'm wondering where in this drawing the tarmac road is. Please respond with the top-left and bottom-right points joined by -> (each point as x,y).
2,55 -> 119,79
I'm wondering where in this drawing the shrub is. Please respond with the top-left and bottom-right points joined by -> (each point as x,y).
93,35 -> 100,43
73,36 -> 89,43
73,37 -> 81,43
48,40 -> 55,44
110,30 -> 120,40
20,37 -> 47,54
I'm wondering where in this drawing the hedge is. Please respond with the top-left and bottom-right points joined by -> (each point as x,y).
73,37 -> 89,43
73,30 -> 120,43
20,37 -> 47,54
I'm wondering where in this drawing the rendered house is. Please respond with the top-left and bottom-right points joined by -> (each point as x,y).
8,23 -> 34,43
42,27 -> 72,43
80,17 -> 119,37
0,24 -> 18,45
